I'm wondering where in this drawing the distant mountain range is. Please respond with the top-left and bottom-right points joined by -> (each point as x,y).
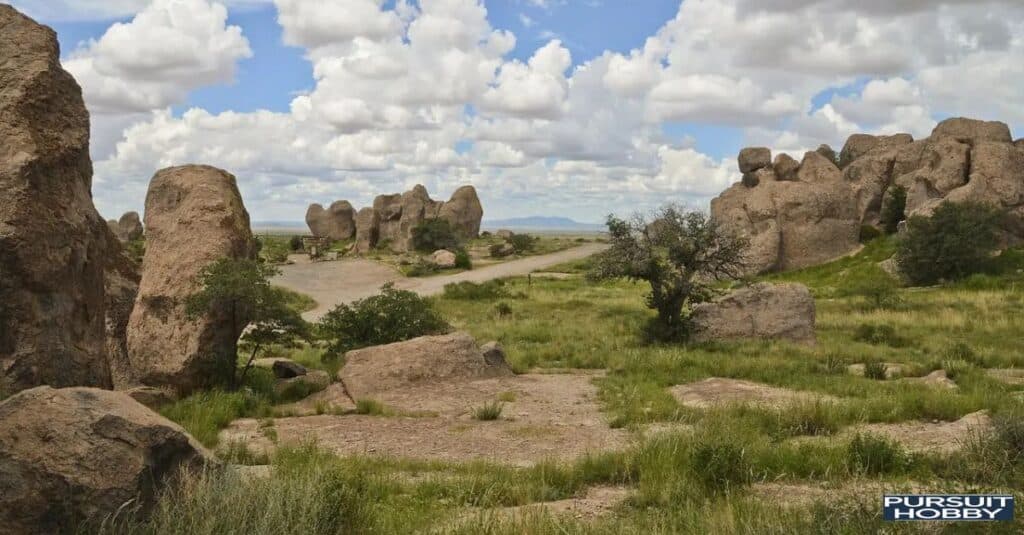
482,216 -> 605,231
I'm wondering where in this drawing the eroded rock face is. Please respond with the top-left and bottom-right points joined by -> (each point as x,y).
838,133 -> 913,169
711,150 -> 859,274
359,185 -> 483,252
439,185 -> 484,240
690,283 -> 816,345
0,5 -> 112,394
111,211 -> 144,242
931,117 -> 1012,144
738,147 -> 772,173
354,207 -> 379,253
305,201 -> 355,241
338,332 -> 513,400
0,386 -> 212,534
126,165 -> 256,395
103,229 -> 141,390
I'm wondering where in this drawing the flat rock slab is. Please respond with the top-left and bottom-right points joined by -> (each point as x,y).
277,383 -> 357,416
668,378 -> 837,409
220,374 -> 627,466
987,369 -> 1024,385
903,370 -> 957,389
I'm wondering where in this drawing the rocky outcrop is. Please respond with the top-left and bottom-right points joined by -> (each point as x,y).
430,249 -> 457,268
0,5 -> 112,394
109,211 -> 144,242
838,133 -> 913,169
738,147 -> 772,173
126,165 -> 257,395
690,283 -> 816,345
305,201 -> 355,241
439,185 -> 484,239
0,386 -> 212,534
354,207 -> 379,253
711,150 -> 860,274
103,230 -> 141,390
931,117 -> 1012,144
338,332 -> 513,400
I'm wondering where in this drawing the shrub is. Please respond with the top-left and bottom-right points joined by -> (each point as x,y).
853,323 -> 909,348
896,201 -> 1003,285
508,233 -> 537,253
691,441 -> 751,492
819,353 -> 847,375
125,238 -> 146,264
411,218 -> 461,253
495,302 -> 513,317
847,270 -> 901,309
863,361 -> 888,380
778,402 -> 839,437
454,249 -> 472,270
289,235 -> 304,251
355,399 -> 386,416
879,185 -> 907,234
442,280 -> 511,300
316,283 -> 449,359
403,260 -> 438,277
859,224 -> 882,243
471,401 -> 504,421
847,433 -> 907,475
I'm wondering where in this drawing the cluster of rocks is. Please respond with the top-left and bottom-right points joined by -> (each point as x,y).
306,184 -> 483,253
0,7 -> 252,531
713,117 -> 1024,274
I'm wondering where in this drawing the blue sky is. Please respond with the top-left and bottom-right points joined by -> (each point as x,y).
17,0 -> 1023,222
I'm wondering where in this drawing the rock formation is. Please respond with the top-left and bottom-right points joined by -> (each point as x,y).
319,185 -> 484,253
0,386 -> 212,533
690,283 -> 816,345
103,230 -> 141,390
0,5 -> 113,394
711,150 -> 860,274
711,117 -> 1023,274
108,211 -> 144,242
126,165 -> 257,395
338,332 -> 512,401
305,201 -> 355,241
430,249 -> 457,268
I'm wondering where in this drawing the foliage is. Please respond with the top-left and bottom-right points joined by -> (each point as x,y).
862,361 -> 888,380
896,201 -> 1003,285
125,237 -> 146,264
690,440 -> 751,493
858,224 -> 882,243
846,433 -> 907,475
275,286 -> 318,314
411,218 -> 461,253
852,323 -> 909,348
288,235 -> 304,251
588,204 -> 748,342
442,280 -> 513,300
508,233 -> 537,253
403,260 -> 439,277
454,249 -> 472,270
316,283 -> 449,359
185,258 -> 309,387
471,401 -> 504,421
494,302 -> 513,317
879,185 -> 907,234
845,269 -> 901,309
355,399 -> 387,416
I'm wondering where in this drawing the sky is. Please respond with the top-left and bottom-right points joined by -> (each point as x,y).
10,0 -> 1024,223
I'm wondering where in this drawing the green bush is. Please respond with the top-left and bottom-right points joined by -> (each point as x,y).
508,233 -> 537,253
454,249 -> 472,270
442,280 -> 512,300
691,441 -> 751,493
411,218 -> 461,253
847,433 -> 907,475
289,235 -> 304,251
847,270 -> 901,309
896,201 -> 1003,285
853,323 -> 909,348
863,361 -> 888,380
317,283 -> 449,359
495,302 -> 513,317
879,185 -> 907,234
859,224 -> 882,243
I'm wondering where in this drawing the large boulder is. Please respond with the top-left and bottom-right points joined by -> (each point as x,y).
305,200 -> 355,241
711,151 -> 859,274
126,165 -> 257,395
841,138 -> 911,226
395,185 -> 444,252
893,136 -> 971,216
0,6 -> 112,394
690,283 -> 816,345
430,249 -> 457,268
373,193 -> 404,248
931,117 -> 1012,144
354,207 -> 379,253
944,141 -> 1024,237
0,386 -> 212,534
338,332 -> 513,400
114,211 -> 144,242
838,133 -> 913,169
439,185 -> 484,240
738,147 -> 771,173
103,230 -> 141,390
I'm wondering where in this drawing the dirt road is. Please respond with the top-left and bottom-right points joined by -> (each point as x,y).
273,243 -> 608,320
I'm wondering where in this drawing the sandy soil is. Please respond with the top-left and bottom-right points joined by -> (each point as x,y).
987,368 -> 1024,385
220,373 -> 628,466
749,480 -> 933,509
464,486 -> 633,523
273,243 -> 607,321
668,378 -> 838,409
840,411 -> 990,453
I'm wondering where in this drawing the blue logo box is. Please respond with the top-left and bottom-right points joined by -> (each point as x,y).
884,495 -> 1014,521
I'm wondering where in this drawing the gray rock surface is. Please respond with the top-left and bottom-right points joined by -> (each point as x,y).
690,283 -> 816,345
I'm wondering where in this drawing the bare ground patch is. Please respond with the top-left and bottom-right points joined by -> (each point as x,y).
792,411 -> 992,454
460,485 -> 633,524
987,368 -> 1024,385
668,378 -> 838,409
220,373 -> 627,466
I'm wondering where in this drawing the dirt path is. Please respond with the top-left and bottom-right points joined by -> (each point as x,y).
273,243 -> 607,321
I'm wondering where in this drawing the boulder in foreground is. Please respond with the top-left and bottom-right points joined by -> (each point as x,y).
0,386 -> 212,534
339,332 -> 513,400
126,165 -> 257,395
690,283 -> 816,345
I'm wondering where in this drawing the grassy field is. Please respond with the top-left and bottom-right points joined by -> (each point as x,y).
136,238 -> 1024,534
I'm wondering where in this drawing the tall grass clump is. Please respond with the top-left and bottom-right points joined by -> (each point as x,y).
846,433 -> 908,476
443,280 -> 513,300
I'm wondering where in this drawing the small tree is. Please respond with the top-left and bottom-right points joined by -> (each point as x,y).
316,283 -> 449,359
896,201 -> 1003,285
879,185 -> 907,234
508,233 -> 537,253
289,235 -> 304,251
186,258 -> 309,388
589,205 -> 748,342
411,218 -> 461,252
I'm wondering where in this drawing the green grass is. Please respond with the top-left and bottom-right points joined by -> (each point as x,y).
141,242 -> 1024,533
275,285 -> 318,314
471,401 -> 504,421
